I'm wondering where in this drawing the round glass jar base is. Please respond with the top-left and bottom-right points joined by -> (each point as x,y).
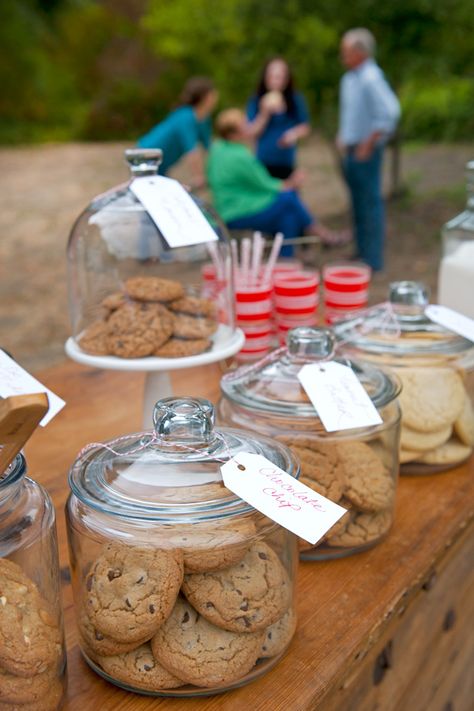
82,645 -> 290,697
299,532 -> 390,561
401,455 -> 472,476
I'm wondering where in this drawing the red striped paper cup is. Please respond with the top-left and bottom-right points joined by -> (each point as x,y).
235,283 -> 273,322
274,271 -> 320,296
323,263 -> 371,292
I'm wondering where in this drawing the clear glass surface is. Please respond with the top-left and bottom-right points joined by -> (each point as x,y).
218,327 -> 402,560
66,149 -> 235,360
66,397 -> 298,696
0,455 -> 66,708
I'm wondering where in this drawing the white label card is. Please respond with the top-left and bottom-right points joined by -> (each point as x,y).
0,350 -> 65,426
130,176 -> 218,248
221,453 -> 346,544
425,305 -> 474,343
298,362 -> 382,432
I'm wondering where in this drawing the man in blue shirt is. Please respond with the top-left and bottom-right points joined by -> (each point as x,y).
337,28 -> 400,271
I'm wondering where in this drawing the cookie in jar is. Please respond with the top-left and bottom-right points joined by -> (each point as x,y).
66,397 -> 299,696
333,281 -> 474,474
218,327 -> 402,559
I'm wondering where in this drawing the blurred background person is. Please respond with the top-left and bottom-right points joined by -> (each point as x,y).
337,28 -> 400,272
138,77 -> 218,189
246,57 -> 310,179
207,109 -> 350,256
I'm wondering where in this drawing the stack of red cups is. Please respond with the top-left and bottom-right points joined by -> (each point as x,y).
322,263 -> 371,323
273,271 -> 320,344
235,282 -> 274,361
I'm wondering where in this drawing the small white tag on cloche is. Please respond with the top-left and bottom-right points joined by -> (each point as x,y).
298,361 -> 382,432
221,452 -> 347,545
130,176 -> 218,248
425,305 -> 474,343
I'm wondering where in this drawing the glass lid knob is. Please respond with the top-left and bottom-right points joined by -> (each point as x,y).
287,326 -> 335,361
125,148 -> 163,177
389,281 -> 430,307
153,397 -> 215,444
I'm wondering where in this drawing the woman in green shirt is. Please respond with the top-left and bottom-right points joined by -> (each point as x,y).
206,109 -> 349,255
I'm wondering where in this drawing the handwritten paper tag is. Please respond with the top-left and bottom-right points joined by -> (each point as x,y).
298,361 -> 382,432
0,350 -> 65,426
130,176 -> 218,248
221,453 -> 346,544
425,305 -> 474,343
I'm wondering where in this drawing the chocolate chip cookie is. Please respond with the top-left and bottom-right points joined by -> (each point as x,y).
85,544 -> 183,643
0,559 -> 61,677
106,302 -> 173,358
260,608 -> 297,658
181,542 -> 291,633
151,597 -> 264,688
78,604 -> 148,657
154,337 -> 211,358
172,314 -> 218,340
97,642 -> 183,691
124,276 -> 184,303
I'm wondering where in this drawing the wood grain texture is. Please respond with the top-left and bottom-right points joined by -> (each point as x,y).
22,360 -> 474,711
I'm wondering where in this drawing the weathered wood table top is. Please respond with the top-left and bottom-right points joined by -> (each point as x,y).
23,360 -> 474,711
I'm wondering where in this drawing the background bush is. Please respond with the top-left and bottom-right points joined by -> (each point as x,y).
1,0 -> 474,144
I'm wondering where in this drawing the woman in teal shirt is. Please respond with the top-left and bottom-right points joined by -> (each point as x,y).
207,109 -> 348,255
138,77 -> 218,189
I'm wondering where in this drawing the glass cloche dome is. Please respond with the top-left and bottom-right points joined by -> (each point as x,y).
66,149 -> 236,362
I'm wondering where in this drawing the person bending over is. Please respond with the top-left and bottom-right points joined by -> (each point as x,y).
138,77 -> 218,189
206,109 -> 349,256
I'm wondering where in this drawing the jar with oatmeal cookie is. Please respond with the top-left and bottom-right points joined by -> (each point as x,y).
0,454 -> 67,709
65,396 -> 299,696
66,148 -> 238,363
333,281 -> 474,474
218,326 -> 402,560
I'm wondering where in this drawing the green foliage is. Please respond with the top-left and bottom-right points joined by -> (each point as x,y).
1,0 -> 474,143
401,77 -> 474,141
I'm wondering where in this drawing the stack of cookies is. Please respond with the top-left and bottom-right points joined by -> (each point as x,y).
276,436 -> 395,553
77,276 -> 218,359
0,558 -> 64,710
398,367 -> 474,468
78,535 -> 295,692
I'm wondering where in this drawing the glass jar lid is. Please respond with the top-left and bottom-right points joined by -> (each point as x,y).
220,327 -> 400,420
333,281 -> 474,357
68,397 -> 298,522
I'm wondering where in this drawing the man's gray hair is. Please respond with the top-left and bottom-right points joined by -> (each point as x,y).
343,28 -> 376,56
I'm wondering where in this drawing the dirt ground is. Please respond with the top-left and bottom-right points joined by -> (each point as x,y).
0,137 -> 472,372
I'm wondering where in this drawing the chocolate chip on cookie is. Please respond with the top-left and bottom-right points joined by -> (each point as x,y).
124,276 -> 184,303
151,597 -> 264,688
85,543 -> 184,643
181,542 -> 291,633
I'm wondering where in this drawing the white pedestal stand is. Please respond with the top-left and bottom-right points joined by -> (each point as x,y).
65,325 -> 244,427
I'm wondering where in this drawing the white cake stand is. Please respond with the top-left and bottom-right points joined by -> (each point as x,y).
65,325 -> 244,426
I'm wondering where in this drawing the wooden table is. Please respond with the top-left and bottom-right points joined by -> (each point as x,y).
24,361 -> 474,711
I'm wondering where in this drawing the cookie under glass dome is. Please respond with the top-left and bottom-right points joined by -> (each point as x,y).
66,149 -> 237,364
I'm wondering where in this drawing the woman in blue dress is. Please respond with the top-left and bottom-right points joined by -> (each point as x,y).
138,77 -> 218,189
246,58 -> 311,179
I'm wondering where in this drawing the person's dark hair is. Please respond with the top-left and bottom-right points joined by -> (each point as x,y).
255,57 -> 296,115
179,77 -> 215,107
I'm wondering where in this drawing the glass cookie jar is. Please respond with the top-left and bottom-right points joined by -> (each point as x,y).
66,148 -> 236,362
66,397 -> 298,697
218,327 -> 401,560
0,454 -> 66,709
333,281 -> 474,474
